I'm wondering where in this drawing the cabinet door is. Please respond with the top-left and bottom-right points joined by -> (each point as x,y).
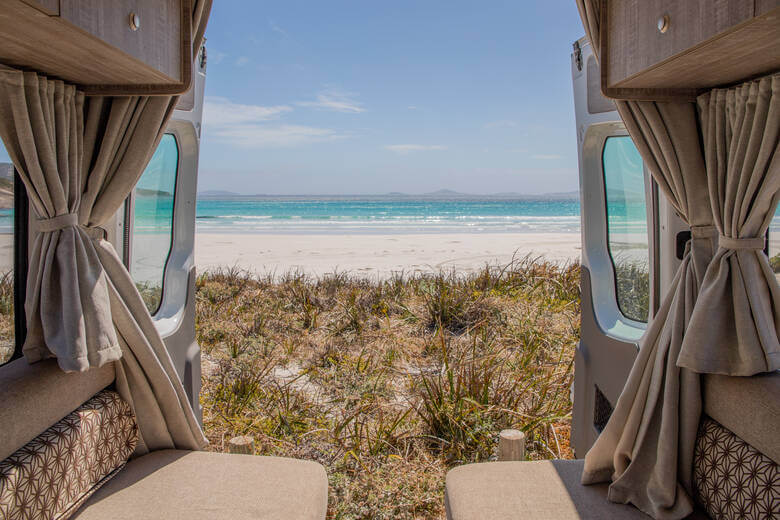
60,0 -> 183,84
607,0 -> 754,87
20,0 -> 59,15
756,0 -> 780,15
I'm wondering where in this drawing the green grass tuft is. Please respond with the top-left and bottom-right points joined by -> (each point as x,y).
197,257 -> 582,519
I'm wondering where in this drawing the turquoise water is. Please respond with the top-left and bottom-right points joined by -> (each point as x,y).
0,196 -> 777,238
194,198 -> 582,234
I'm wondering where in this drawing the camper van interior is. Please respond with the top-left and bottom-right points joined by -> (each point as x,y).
0,1 -> 777,519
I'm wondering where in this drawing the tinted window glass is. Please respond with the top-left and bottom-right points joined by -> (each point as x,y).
769,205 -> 780,283
603,136 -> 650,323
130,134 -> 178,314
0,144 -> 14,364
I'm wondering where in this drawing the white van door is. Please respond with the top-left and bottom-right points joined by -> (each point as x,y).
570,39 -> 667,456
116,45 -> 208,423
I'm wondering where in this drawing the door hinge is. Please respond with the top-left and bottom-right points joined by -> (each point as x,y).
573,40 -> 583,71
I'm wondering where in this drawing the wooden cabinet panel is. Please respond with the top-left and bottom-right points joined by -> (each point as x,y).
602,1 -> 780,99
0,0 -> 191,95
606,0 -> 753,88
756,0 -> 780,15
60,0 -> 182,84
20,0 -> 59,15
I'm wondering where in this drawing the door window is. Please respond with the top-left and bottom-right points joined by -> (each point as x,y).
602,136 -> 650,323
769,205 -> 780,283
129,134 -> 179,314
0,141 -> 21,365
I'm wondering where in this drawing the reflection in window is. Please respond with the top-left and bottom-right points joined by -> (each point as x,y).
603,136 -> 650,323
769,205 -> 780,283
0,147 -> 14,364
130,134 -> 178,314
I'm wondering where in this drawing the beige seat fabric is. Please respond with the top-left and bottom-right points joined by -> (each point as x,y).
445,459 -> 708,520
73,450 -> 328,520
0,358 -> 115,461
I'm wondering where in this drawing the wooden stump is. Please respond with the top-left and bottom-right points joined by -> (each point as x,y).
227,435 -> 255,455
498,429 -> 525,461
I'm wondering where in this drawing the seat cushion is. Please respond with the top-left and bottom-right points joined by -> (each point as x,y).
0,358 -> 115,461
72,450 -> 328,520
445,459 -> 708,520
0,389 -> 137,520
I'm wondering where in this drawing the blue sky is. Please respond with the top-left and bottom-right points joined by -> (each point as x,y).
198,1 -> 585,195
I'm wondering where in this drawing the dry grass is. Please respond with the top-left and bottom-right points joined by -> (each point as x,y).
196,256 -> 581,519
0,271 -> 14,364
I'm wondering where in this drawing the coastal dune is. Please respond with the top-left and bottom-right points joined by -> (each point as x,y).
194,232 -> 581,278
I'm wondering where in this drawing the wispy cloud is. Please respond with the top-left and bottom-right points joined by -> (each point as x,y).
385,144 -> 448,154
235,56 -> 250,67
204,97 -> 292,126
407,105 -> 419,110
531,154 -> 563,160
484,120 -> 517,129
203,97 -> 348,148
269,20 -> 289,39
297,90 -> 365,113
210,125 -> 347,148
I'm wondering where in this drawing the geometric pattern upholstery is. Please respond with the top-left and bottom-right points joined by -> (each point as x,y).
693,416 -> 779,520
0,389 -> 137,520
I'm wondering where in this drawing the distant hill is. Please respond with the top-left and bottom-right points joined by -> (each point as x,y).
198,189 -> 580,201
136,187 -> 173,198
198,189 -> 242,198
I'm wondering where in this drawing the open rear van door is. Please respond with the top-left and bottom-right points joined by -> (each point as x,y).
110,45 -> 208,423
570,38 -> 683,456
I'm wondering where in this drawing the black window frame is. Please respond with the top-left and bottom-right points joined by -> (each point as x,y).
4,170 -> 28,365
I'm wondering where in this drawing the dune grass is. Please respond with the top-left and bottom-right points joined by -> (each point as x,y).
196,257 -> 580,519
613,259 -> 650,323
0,271 -> 14,364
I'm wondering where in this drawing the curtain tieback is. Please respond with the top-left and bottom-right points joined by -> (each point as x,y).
37,213 -> 79,232
36,213 -> 106,240
719,236 -> 765,250
691,225 -> 717,239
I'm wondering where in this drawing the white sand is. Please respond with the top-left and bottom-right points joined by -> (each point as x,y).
0,234 -> 11,273
195,232 -> 581,279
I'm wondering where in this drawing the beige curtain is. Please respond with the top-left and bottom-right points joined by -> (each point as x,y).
0,1 -> 212,455
581,101 -> 714,519
681,75 -> 780,376
574,2 -> 714,518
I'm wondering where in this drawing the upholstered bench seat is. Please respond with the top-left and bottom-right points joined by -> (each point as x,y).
72,450 -> 328,520
445,459 -> 708,520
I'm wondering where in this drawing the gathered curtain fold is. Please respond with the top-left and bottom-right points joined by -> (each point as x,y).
581,100 -> 713,519
680,75 -> 780,376
0,0 -> 212,455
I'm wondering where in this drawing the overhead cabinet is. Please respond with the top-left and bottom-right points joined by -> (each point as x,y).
601,0 -> 780,100
0,0 -> 192,95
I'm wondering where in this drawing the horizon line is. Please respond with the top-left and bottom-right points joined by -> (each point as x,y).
196,189 -> 581,197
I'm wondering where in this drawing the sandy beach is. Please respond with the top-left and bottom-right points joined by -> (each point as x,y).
194,232 -> 581,278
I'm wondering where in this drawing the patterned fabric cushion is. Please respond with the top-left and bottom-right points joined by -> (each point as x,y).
0,389 -> 137,520
694,416 -> 779,520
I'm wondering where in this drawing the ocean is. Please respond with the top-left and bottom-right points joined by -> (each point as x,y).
194,198 -> 582,234
0,196 -> 777,241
